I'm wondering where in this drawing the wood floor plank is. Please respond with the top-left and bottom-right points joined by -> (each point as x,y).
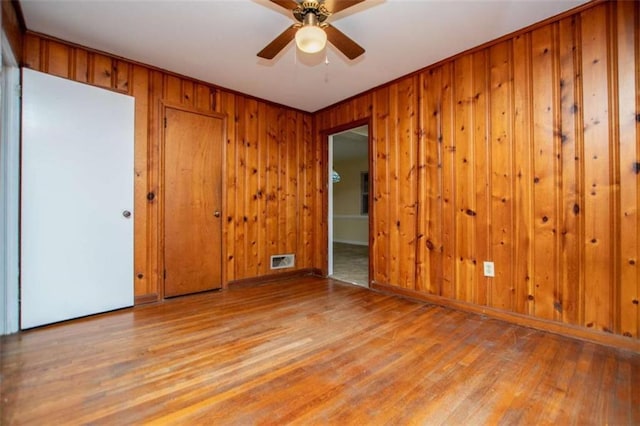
1,276 -> 639,425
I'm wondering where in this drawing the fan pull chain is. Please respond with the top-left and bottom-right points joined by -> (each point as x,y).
324,54 -> 330,83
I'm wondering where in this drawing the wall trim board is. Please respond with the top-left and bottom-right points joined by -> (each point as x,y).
371,282 -> 640,353
314,0 -> 605,116
227,268 -> 321,289
135,293 -> 158,305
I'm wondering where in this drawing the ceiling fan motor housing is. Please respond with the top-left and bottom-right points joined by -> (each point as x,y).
294,1 -> 330,23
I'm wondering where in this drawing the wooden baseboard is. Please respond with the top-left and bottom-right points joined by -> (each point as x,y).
135,293 -> 159,305
371,282 -> 640,353
227,268 -> 321,289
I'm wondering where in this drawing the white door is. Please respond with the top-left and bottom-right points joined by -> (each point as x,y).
21,68 -> 134,329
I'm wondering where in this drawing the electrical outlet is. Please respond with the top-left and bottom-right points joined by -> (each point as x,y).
483,261 -> 495,277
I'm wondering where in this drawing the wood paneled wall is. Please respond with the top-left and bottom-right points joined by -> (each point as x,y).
315,1 -> 640,343
23,33 -> 318,301
18,1 -> 640,347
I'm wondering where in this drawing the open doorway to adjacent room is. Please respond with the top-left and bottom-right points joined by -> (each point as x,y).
328,125 -> 370,287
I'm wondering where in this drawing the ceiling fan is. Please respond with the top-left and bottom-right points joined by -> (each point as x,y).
258,0 -> 365,60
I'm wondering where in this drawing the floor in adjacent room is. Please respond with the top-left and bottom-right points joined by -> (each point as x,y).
1,276 -> 639,425
331,242 -> 369,287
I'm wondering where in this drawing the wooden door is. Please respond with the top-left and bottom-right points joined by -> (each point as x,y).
163,107 -> 223,297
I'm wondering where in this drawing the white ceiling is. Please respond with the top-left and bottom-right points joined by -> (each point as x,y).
20,0 -> 590,112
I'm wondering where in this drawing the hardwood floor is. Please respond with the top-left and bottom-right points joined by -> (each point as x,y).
1,276 -> 639,425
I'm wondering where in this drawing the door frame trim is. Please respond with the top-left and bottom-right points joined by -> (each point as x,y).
320,117 -> 373,285
1,33 -> 20,334
159,101 -> 227,299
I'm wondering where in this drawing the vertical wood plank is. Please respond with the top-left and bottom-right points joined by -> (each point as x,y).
531,26 -> 558,319
45,40 -> 71,78
397,77 -> 418,289
440,63 -> 456,299
489,40 -> 515,311
512,32 -> 536,315
115,60 -> 130,93
213,88 -> 220,113
301,113 -> 314,269
607,1 -> 621,337
296,113 -> 304,268
416,72 -> 430,293
372,87 -> 390,285
355,94 -> 373,120
246,99 -> 260,276
23,34 -> 42,70
257,102 -> 268,276
277,107 -> 297,271
164,75 -> 182,105
235,97 -> 248,279
558,15 -> 583,326
148,70 -> 164,296
286,110 -> 299,256
73,48 -> 89,83
387,84 -> 401,288
581,4 -> 614,333
131,65 -> 150,297
424,67 -> 444,295
453,55 -> 475,302
615,0 -> 639,338
181,80 -> 195,108
195,84 -> 214,112
222,92 -> 237,282
312,116 -> 325,273
472,50 -> 490,306
89,53 -> 114,89
274,109 -> 290,256
265,105 -> 279,265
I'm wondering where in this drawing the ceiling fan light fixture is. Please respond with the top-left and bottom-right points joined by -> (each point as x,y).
257,0 -> 365,60
295,24 -> 327,54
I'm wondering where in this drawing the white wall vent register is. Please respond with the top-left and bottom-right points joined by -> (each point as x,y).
270,254 -> 295,270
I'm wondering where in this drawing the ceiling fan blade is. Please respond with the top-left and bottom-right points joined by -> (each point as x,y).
325,24 -> 365,60
323,0 -> 365,14
257,25 -> 298,59
269,0 -> 299,10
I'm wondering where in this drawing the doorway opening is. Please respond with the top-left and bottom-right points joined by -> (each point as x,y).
328,125 -> 370,287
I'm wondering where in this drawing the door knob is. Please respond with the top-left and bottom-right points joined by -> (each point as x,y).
122,210 -> 132,218
214,211 -> 221,218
